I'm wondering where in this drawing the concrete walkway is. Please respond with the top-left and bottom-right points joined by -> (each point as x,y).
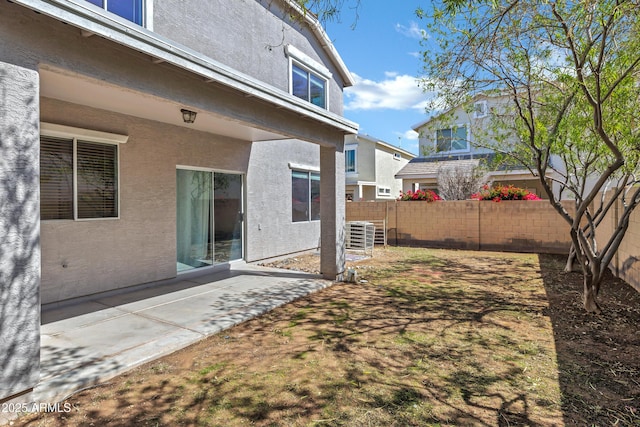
36,263 -> 332,404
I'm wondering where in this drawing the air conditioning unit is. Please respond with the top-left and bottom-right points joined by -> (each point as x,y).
345,221 -> 375,256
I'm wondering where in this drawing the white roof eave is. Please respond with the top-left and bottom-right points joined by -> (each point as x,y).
353,133 -> 416,159
284,0 -> 356,87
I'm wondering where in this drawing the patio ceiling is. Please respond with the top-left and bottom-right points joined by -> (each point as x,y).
39,67 -> 289,142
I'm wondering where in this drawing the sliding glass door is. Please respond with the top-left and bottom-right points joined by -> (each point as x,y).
214,173 -> 243,263
176,169 -> 243,272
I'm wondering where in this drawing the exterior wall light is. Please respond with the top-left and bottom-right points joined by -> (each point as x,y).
181,108 -> 197,124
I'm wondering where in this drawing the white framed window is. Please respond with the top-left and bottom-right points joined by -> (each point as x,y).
377,186 -> 392,197
291,64 -> 327,108
393,152 -> 401,160
435,125 -> 469,153
84,0 -> 148,27
345,146 -> 357,173
40,123 -> 127,221
292,170 -> 320,222
473,101 -> 487,118
286,45 -> 330,109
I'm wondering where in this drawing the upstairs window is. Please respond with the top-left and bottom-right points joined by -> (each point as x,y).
286,45 -> 330,109
473,101 -> 488,118
85,0 -> 144,25
292,64 -> 327,108
345,148 -> 357,173
436,126 -> 468,153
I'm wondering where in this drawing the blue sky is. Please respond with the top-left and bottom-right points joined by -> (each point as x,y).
325,2 -> 432,155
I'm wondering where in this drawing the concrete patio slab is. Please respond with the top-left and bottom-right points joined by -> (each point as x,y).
33,263 -> 332,405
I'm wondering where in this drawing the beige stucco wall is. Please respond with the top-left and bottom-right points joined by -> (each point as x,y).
374,146 -> 411,200
40,98 -> 252,303
344,135 -> 412,201
416,95 -> 509,157
40,98 -> 327,304
245,139 -> 321,261
345,139 -> 376,186
153,0 -> 348,116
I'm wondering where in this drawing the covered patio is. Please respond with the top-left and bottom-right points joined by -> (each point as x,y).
35,263 -> 332,405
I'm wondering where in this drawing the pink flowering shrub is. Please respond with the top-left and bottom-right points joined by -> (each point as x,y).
397,189 -> 442,202
471,184 -> 541,202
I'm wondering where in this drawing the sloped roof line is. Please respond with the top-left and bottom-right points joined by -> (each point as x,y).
284,0 -> 355,87
395,158 -> 481,179
350,133 -> 416,159
411,90 -> 513,131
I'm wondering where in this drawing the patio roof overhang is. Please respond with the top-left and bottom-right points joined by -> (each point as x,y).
15,0 -> 359,141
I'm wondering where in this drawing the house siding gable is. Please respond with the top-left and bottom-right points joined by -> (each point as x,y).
416,95 -> 512,159
152,0 -> 346,115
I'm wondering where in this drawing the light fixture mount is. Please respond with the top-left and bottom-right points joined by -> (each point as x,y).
180,108 -> 197,124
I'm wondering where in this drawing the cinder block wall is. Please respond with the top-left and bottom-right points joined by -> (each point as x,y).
599,189 -> 640,293
479,201 -> 572,253
345,201 -> 388,222
346,200 -> 572,254
395,201 -> 480,250
347,197 -> 640,293
616,208 -> 640,292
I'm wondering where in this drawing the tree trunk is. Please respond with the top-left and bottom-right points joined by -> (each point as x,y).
583,274 -> 602,314
565,245 -> 577,272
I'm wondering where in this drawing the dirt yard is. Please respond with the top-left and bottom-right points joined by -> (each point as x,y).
12,247 -> 640,426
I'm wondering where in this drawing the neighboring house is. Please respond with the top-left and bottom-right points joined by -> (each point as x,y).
344,134 -> 415,201
396,92 -> 563,199
0,0 -> 358,403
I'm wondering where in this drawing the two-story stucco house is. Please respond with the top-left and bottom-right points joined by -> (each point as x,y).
396,92 -> 562,198
344,134 -> 415,201
0,0 -> 358,404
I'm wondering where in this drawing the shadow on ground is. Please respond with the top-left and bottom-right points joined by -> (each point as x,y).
15,249 -> 640,426
538,253 -> 640,426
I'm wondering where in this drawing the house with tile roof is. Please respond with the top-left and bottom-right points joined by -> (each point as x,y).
396,92 -> 562,199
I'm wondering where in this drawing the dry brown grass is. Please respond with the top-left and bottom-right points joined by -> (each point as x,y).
15,247 -> 640,426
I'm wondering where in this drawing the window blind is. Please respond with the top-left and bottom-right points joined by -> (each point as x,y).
40,137 -> 73,220
77,141 -> 118,219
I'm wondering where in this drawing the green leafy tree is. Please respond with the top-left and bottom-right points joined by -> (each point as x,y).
419,0 -> 640,313
288,0 -> 361,25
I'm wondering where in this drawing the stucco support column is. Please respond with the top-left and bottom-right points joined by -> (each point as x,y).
0,62 -> 41,402
320,144 -> 345,281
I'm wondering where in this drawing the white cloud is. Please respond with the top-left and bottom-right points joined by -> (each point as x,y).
395,21 -> 427,40
401,130 -> 419,140
345,72 -> 435,112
